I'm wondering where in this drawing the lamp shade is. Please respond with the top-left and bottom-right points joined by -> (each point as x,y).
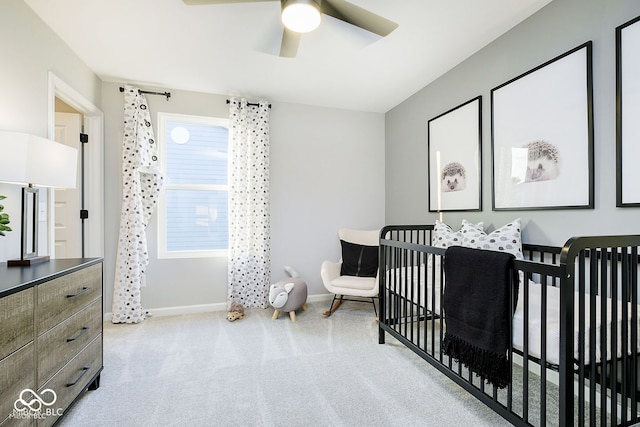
0,131 -> 77,189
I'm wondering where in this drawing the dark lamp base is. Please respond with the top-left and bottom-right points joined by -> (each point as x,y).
8,255 -> 50,267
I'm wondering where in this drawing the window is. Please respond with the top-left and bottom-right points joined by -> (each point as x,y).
157,113 -> 229,258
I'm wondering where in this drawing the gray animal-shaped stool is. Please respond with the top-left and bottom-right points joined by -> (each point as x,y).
269,274 -> 308,322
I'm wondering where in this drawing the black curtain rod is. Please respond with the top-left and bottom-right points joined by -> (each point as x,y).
226,99 -> 271,109
119,86 -> 171,101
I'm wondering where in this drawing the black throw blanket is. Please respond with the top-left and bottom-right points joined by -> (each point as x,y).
442,246 -> 516,389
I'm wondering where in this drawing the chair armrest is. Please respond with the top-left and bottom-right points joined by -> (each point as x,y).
321,260 -> 341,285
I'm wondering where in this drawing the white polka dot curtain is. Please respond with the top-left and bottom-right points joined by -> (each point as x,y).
227,98 -> 271,309
112,85 -> 163,323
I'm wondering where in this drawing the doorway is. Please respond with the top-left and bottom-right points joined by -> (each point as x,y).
54,105 -> 83,257
48,72 -> 104,258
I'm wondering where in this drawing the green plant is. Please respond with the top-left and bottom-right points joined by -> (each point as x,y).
0,195 -> 12,236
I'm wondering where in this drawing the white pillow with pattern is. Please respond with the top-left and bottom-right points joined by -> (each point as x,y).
460,218 -> 523,259
430,220 -> 483,271
433,219 -> 483,249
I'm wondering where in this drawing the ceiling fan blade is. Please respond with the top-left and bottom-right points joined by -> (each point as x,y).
279,28 -> 301,58
182,0 -> 274,5
321,0 -> 398,37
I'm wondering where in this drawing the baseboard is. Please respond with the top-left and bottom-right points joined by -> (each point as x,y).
104,293 -> 335,322
103,302 -> 224,322
306,293 -> 334,303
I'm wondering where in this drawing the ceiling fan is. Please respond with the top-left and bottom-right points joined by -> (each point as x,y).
182,0 -> 398,58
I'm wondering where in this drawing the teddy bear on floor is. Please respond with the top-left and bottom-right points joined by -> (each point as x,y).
226,302 -> 245,321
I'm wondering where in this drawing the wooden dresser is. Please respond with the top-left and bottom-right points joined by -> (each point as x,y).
0,258 -> 103,427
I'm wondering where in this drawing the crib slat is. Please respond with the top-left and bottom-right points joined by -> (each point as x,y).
523,274 -> 530,423
578,251 -> 586,426
621,247 -> 629,425
508,271 -> 516,416
631,246 -> 638,420
588,248 -> 597,426
599,245 -> 608,425
540,273 -> 547,425
611,247 -> 619,426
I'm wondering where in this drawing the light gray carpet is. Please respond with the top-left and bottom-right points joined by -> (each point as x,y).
59,302 -> 511,427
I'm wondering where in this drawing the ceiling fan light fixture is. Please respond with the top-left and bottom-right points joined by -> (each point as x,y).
281,0 -> 321,33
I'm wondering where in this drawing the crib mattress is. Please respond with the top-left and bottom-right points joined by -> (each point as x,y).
513,282 -> 640,366
386,265 -> 640,366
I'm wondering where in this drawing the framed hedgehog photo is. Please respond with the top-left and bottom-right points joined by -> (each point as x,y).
491,42 -> 594,210
427,96 -> 482,212
616,15 -> 640,207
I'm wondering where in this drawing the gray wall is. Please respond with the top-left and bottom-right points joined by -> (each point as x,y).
101,82 -> 385,312
385,0 -> 640,246
0,1 -> 384,313
0,0 -> 101,262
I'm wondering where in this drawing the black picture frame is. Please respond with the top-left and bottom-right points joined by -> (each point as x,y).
616,15 -> 640,207
491,42 -> 594,211
427,96 -> 482,212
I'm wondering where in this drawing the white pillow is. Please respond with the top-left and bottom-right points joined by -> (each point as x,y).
460,218 -> 523,259
433,219 -> 483,249
430,220 -> 484,272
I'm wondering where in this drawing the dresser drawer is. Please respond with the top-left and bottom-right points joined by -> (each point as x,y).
37,299 -> 102,386
36,264 -> 101,334
0,289 -> 34,361
1,413 -> 35,426
37,335 -> 102,427
0,343 -> 35,426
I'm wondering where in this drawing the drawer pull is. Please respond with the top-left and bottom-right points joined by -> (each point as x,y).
67,326 -> 90,342
66,366 -> 90,387
67,286 -> 90,298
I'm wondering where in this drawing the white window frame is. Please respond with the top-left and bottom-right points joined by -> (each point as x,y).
157,112 -> 229,259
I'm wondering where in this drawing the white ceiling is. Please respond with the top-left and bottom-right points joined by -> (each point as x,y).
25,0 -> 552,113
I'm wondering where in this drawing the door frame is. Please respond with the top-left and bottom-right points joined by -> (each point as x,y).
47,72 -> 104,258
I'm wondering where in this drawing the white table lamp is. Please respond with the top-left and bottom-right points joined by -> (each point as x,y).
0,131 -> 77,266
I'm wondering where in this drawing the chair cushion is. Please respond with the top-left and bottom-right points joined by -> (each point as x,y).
331,275 -> 377,291
340,240 -> 378,277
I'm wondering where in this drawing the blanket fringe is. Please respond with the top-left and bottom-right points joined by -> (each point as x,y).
443,333 -> 510,389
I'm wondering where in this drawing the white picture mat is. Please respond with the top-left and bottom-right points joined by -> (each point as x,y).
428,98 -> 481,211
621,21 -> 640,204
492,46 -> 590,209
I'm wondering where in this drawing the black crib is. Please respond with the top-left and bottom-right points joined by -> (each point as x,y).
378,224 -> 640,426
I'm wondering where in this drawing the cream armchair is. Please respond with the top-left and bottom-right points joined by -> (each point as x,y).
320,228 -> 380,317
